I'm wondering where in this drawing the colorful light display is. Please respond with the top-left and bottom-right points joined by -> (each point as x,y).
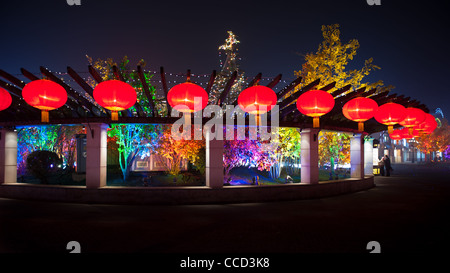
93,80 -> 137,121
22,79 -> 68,122
342,97 -> 378,131
296,90 -> 335,128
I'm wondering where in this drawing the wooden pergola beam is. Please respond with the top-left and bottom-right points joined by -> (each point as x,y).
217,70 -> 237,106
20,68 -> 40,81
88,65 -> 103,83
266,74 -> 282,89
247,72 -> 262,87
205,70 -> 217,96
0,69 -> 26,88
278,78 -> 321,110
330,84 -> 352,98
160,66 -> 171,115
67,66 -> 95,97
276,76 -> 303,100
319,81 -> 337,92
40,66 -> 95,116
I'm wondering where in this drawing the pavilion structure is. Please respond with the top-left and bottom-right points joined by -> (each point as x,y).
0,65 -> 431,203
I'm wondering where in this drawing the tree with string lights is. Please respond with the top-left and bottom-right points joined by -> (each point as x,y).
209,31 -> 247,105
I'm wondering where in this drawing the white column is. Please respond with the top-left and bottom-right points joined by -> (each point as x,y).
85,123 -> 107,189
205,132 -> 223,189
350,133 -> 365,179
0,129 -> 17,184
364,137 -> 374,176
300,128 -> 320,184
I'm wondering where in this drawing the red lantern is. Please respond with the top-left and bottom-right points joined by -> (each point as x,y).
399,127 -> 419,139
399,107 -> 426,134
374,102 -> 406,134
342,97 -> 378,132
417,113 -> 437,134
0,87 -> 12,111
238,85 -> 277,115
389,129 -> 403,140
167,82 -> 208,113
22,79 -> 67,122
296,90 -> 335,128
93,80 -> 137,121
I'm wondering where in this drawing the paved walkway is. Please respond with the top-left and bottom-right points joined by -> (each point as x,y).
1,163 -> 449,253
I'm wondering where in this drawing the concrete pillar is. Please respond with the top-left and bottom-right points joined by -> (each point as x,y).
350,133 -> 365,179
85,123 -> 107,189
0,129 -> 17,184
205,132 -> 223,189
364,137 -> 374,176
300,128 -> 320,184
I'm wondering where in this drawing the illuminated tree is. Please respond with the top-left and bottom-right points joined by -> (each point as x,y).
267,127 -> 302,179
209,31 -> 247,105
86,55 -> 165,116
416,119 -> 450,161
223,128 -> 275,178
107,124 -> 165,181
290,24 -> 392,99
156,127 -> 205,176
318,131 -> 351,174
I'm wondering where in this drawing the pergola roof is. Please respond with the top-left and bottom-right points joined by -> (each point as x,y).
0,65 -> 430,134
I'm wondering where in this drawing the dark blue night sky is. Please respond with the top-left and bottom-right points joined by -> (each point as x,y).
1,0 -> 449,116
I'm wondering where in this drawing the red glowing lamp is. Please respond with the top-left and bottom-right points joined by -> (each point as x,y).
0,87 -> 12,111
93,80 -> 137,121
342,97 -> 378,132
167,82 -> 208,113
238,85 -> 277,115
296,90 -> 335,128
417,113 -> 438,134
389,129 -> 403,141
22,79 -> 68,122
374,102 -> 406,134
399,107 -> 426,134
400,127 -> 419,139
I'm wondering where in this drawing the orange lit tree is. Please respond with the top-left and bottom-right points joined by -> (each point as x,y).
416,119 -> 450,161
156,127 -> 205,176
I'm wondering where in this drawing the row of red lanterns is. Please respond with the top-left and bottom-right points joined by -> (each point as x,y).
0,78 -> 438,138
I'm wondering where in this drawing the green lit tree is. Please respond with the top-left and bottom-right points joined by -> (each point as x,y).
86,55 -> 165,117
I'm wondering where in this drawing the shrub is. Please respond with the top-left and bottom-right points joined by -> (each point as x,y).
26,150 -> 63,184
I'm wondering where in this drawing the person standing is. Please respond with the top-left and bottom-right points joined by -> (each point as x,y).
384,155 -> 391,176
378,156 -> 385,176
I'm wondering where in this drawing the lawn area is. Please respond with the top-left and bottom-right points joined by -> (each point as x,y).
227,166 -> 351,186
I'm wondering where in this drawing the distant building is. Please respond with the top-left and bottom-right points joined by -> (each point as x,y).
370,131 -> 425,164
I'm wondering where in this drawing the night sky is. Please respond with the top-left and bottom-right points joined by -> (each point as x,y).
1,0 -> 449,116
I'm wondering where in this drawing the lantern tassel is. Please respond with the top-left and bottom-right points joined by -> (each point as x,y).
41,110 -> 49,123
313,117 -> 320,128
388,125 -> 394,135
111,111 -> 119,121
358,122 -> 364,132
